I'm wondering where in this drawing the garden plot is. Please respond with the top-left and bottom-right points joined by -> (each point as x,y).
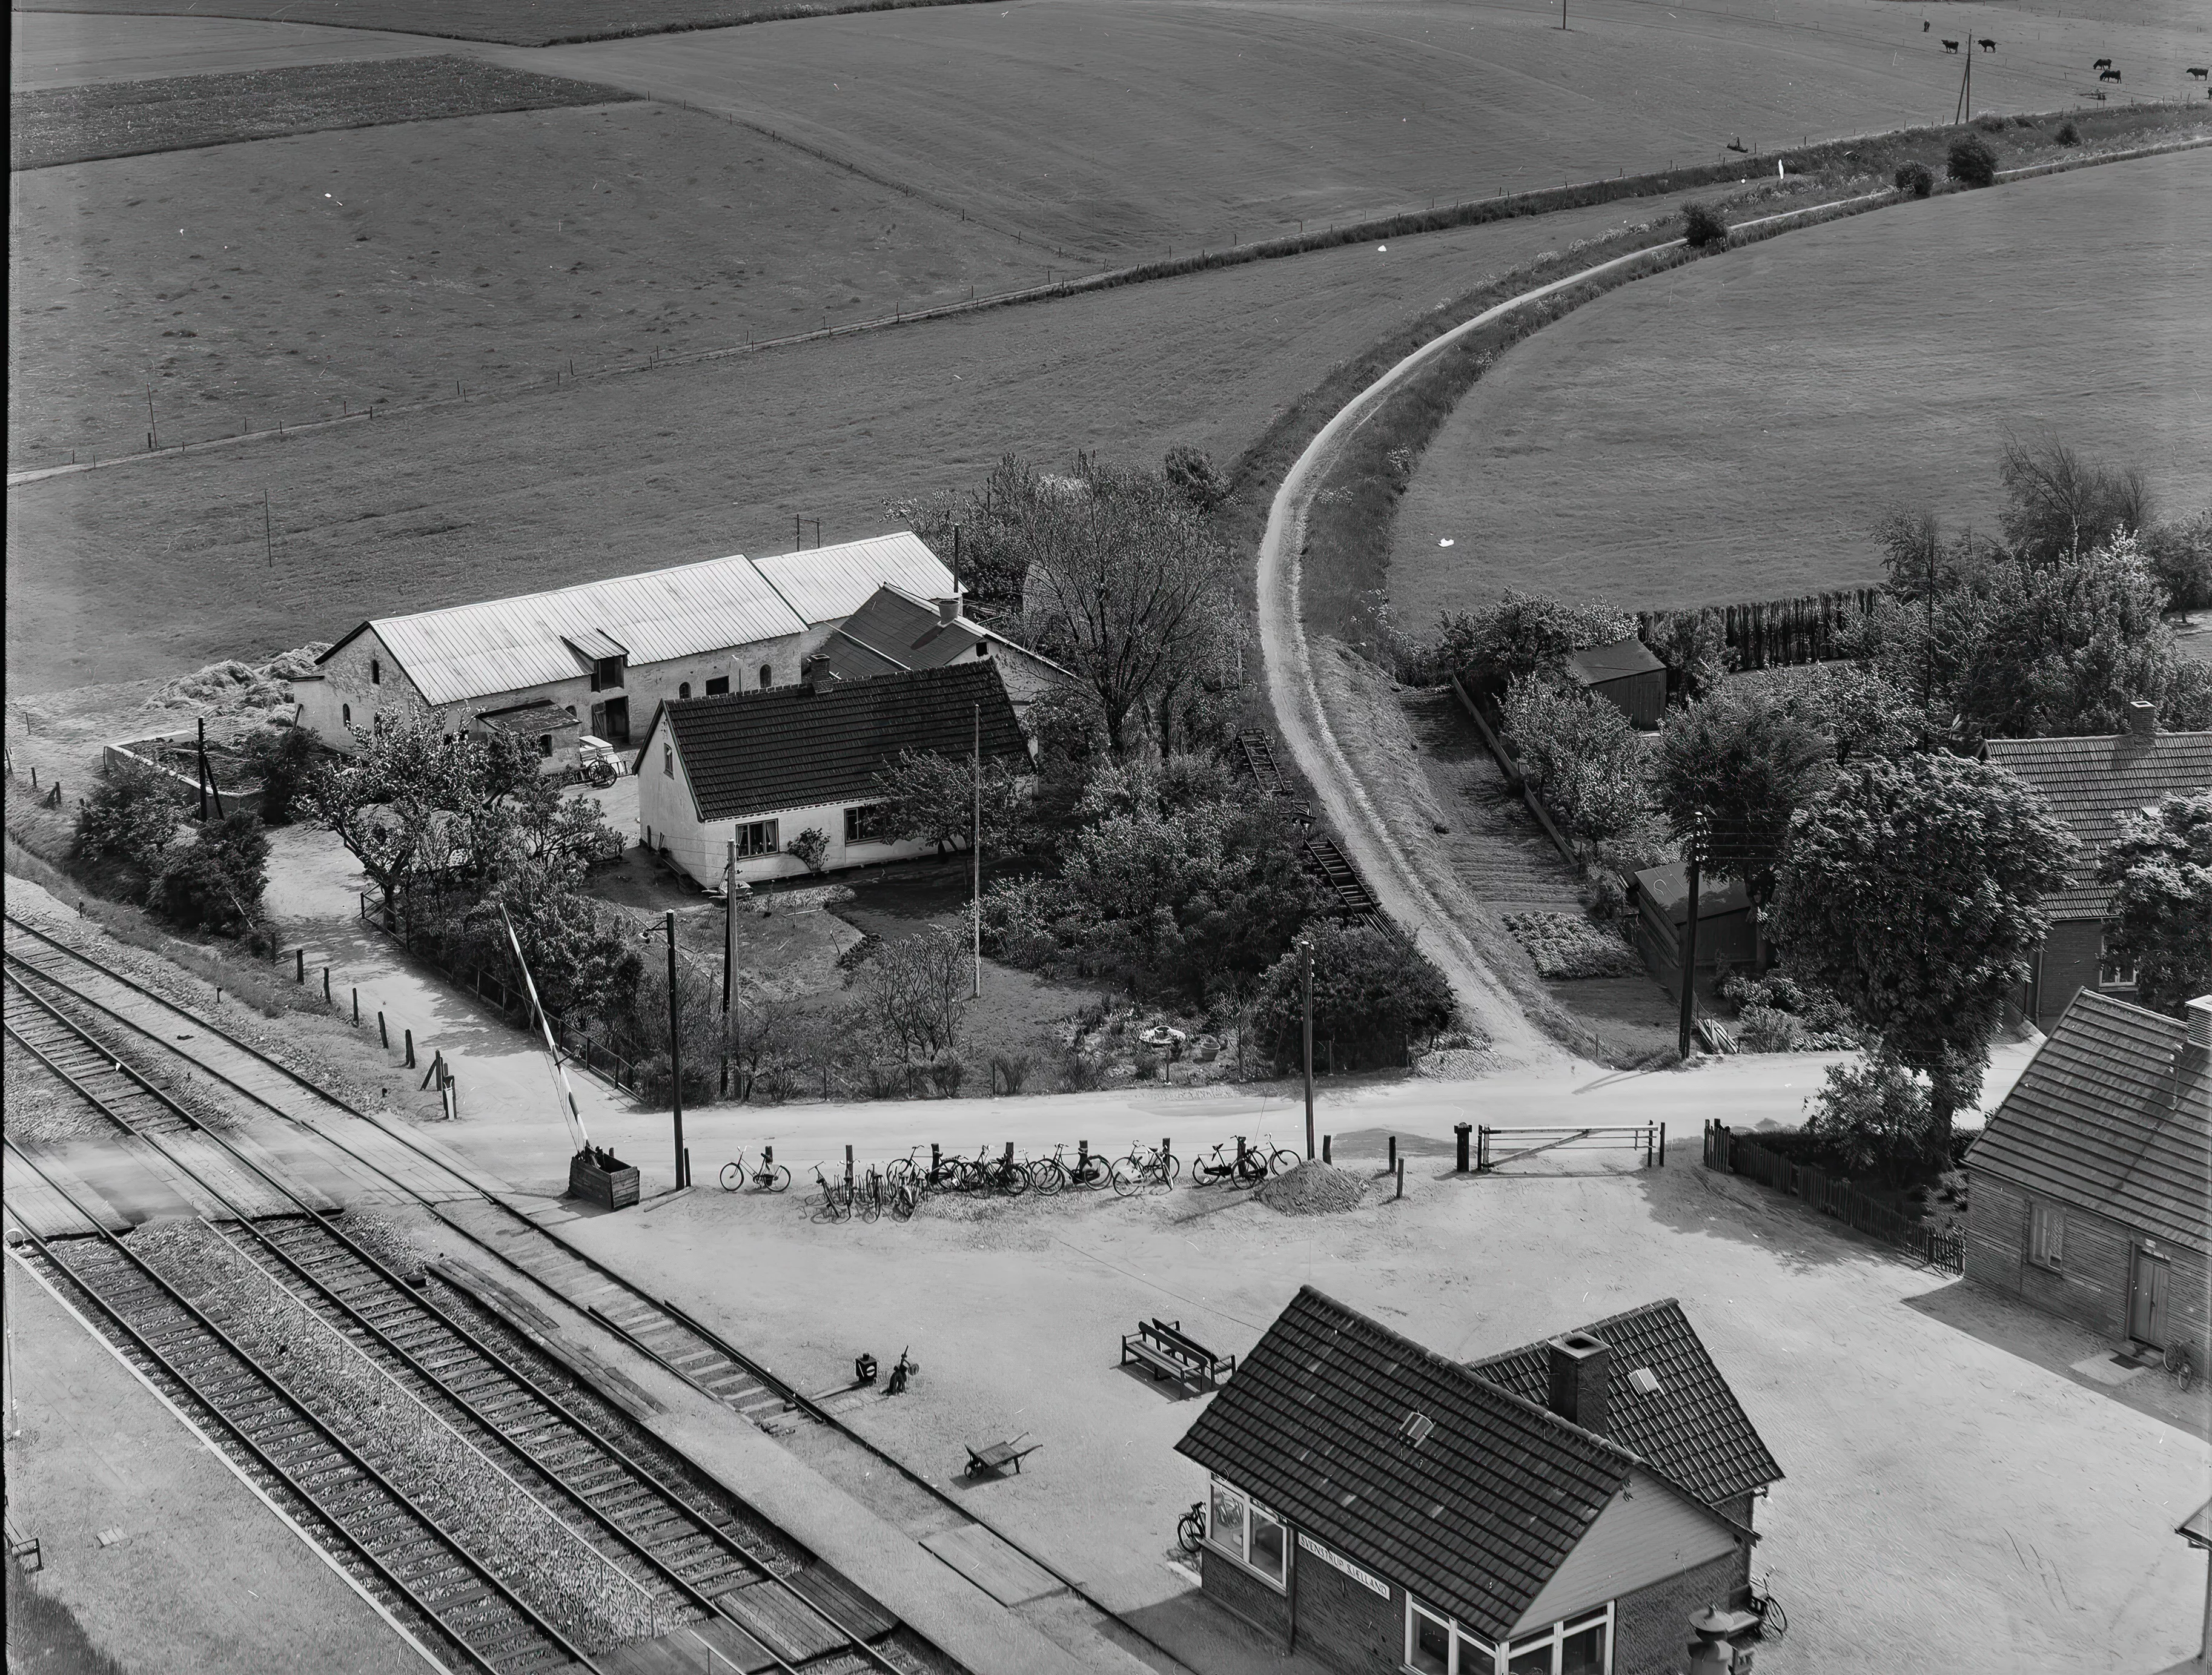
555,1148 -> 2209,1675
1388,145 -> 2212,620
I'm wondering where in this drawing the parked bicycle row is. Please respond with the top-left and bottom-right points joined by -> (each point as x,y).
719,1135 -> 1310,1223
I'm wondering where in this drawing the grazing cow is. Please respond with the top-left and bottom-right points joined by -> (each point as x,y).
2092,57 -> 2111,69
1942,39 -> 1959,52
2100,67 -> 2122,81
1922,19 -> 1930,29
1978,38 -> 1996,51
2189,67 -> 2210,80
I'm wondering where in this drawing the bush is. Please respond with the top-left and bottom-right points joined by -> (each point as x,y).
1800,1053 -> 1936,1182
1502,911 -> 1642,979
239,724 -> 317,825
1437,591 -> 1635,690
787,826 -> 830,876
1893,161 -> 1934,198
853,929 -> 968,1060
157,811 -> 269,934
1162,444 -> 1228,512
2142,508 -> 2212,612
1250,922 -> 1457,1072
1058,1047 -> 1106,1091
927,1051 -> 968,1098
73,762 -> 180,898
1500,675 -> 1651,848
2055,121 -> 2080,146
988,1050 -> 1031,1095
1680,200 -> 1729,248
1946,134 -> 1998,188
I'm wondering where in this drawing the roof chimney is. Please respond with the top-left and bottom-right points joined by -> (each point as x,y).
935,593 -> 963,627
1545,1332 -> 1611,1435
801,654 -> 836,695
2127,699 -> 2157,737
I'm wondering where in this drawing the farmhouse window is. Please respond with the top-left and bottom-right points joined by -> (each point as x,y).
758,664 -> 773,690
844,804 -> 885,844
342,704 -> 351,726
663,745 -> 674,778
2030,1200 -> 2065,1269
2098,935 -> 2137,990
705,676 -> 729,696
538,735 -> 553,758
369,658 -> 382,684
1507,1608 -> 1612,1675
679,682 -> 691,700
590,656 -> 625,692
734,820 -> 780,858
1204,1480 -> 1285,1589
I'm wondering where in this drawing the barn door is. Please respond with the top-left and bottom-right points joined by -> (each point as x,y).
2128,1249 -> 2171,1348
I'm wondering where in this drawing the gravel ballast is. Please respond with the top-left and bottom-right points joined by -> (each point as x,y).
1256,1161 -> 1369,1215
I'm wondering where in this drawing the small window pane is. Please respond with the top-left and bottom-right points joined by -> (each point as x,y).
1248,1506 -> 1285,1583
1561,1620 -> 1607,1675
1208,1482 -> 1245,1553
2030,1201 -> 2064,1267
679,682 -> 691,699
1506,1639 -> 1553,1675
704,676 -> 729,696
1408,1608 -> 1452,1675
758,664 -> 773,690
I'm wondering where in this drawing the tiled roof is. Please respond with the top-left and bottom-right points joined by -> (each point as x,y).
1177,1287 -> 1715,1642
1565,636 -> 1665,686
1984,731 -> 2212,919
655,661 -> 1027,823
1467,1301 -> 1782,1507
1968,991 -> 2210,1253
820,586 -> 1069,687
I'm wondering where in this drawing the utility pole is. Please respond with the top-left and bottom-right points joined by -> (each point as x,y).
195,715 -> 210,821
811,518 -> 821,549
1302,939 -> 1316,1159
1677,837 -> 1703,1061
666,908 -> 687,1188
721,841 -> 737,1098
794,514 -> 802,552
952,523 -> 962,596
264,488 -> 273,569
982,703 -> 991,1000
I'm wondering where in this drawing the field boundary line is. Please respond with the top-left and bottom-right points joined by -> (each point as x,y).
1,1241 -> 452,1675
9,128 -> 2204,489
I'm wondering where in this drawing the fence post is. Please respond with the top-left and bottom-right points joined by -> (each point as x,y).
1394,1158 -> 1405,1200
295,948 -> 305,983
403,1029 -> 415,1069
323,967 -> 331,1002
1658,1122 -> 1666,1168
378,1012 -> 389,1049
1322,1135 -> 1332,1165
1454,1123 -> 1471,1174
846,1145 -> 854,1191
352,987 -> 360,1025
1387,1135 -> 1397,1172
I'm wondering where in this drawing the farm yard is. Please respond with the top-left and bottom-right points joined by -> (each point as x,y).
1387,144 -> 2212,621
5,185 -> 1727,689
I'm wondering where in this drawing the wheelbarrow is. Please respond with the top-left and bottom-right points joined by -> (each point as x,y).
962,1433 -> 1041,1478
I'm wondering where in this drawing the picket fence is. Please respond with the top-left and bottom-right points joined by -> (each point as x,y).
1703,1121 -> 1962,1272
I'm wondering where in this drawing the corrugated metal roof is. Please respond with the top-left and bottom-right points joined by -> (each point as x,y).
326,535 -> 956,710
750,533 -> 954,627
1984,730 -> 2212,919
1968,990 -> 2210,1252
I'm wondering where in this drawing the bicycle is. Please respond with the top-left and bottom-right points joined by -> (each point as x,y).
1748,1575 -> 1787,1642
720,1146 -> 792,1194
1112,1140 -> 1179,1197
2165,1343 -> 2196,1392
812,1163 -> 855,1223
1176,1501 -> 1206,1556
856,1165 -> 884,1224
1030,1142 -> 1111,1193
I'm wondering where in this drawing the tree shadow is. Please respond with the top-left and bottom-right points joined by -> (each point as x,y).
1633,1160 -> 1907,1276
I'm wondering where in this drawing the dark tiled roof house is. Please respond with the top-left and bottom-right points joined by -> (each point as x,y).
816,584 -> 1068,714
1965,990 -> 2211,1366
634,659 -> 1028,888
1982,708 -> 2212,1029
1176,1288 -> 1780,1675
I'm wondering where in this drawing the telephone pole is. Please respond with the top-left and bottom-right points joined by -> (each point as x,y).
1677,836 -> 1703,1061
1302,939 -> 1316,1159
666,908 -> 687,1188
721,840 -> 737,1097
972,702 -> 982,1000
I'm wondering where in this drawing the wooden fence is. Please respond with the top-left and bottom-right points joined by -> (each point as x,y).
1638,587 -> 1881,674
1447,673 -> 1578,865
1703,1122 -> 1962,1272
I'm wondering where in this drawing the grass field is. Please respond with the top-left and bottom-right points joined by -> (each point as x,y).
9,13 -> 451,92
3,190 -> 1713,691
14,0 -> 995,48
1387,147 -> 2212,621
9,56 -> 636,170
5,100 -> 1049,467
515,0 -> 2212,259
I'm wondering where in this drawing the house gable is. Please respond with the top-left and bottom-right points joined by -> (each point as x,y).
1509,1469 -> 1742,1635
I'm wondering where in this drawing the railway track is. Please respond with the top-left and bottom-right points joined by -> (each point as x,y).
2,925 -> 943,1675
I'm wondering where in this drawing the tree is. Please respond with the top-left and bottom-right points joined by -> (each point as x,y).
1162,445 -> 1229,512
1946,133 -> 1998,188
156,811 -> 270,933
1500,675 -> 1650,848
853,929 -> 969,1060
1643,610 -> 1731,702
238,723 -> 317,825
1893,161 -> 1933,197
1680,200 -> 1729,247
1791,661 -> 1933,762
1800,1051 -> 1933,1184
869,750 -> 1030,859
1654,686 -> 1833,908
1439,591 -> 1635,689
1998,436 -> 2150,564
2142,507 -> 2212,612
1019,460 -> 1236,755
2099,791 -> 2212,1018
1250,922 -> 1457,1072
72,761 -> 180,900
1770,753 -> 2075,1148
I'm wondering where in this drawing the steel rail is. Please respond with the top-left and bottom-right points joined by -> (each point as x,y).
0,1133 -> 597,1675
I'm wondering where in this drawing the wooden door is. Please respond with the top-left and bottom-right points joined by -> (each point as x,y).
2128,1248 -> 2171,1347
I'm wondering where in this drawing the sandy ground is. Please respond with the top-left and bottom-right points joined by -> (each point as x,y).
1389,146 -> 2212,617
8,10 -> 445,91
2,1250 -> 434,1675
522,1133 -> 2212,1675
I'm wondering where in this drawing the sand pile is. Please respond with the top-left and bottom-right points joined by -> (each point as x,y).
1256,1160 -> 1368,1216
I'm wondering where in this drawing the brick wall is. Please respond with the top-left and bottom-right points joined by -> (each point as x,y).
1713,1493 -> 1757,1598
2033,919 -> 2106,1030
1290,1533 -> 1402,1675
1200,1545 -> 1293,1647
1614,1547 -> 1748,1675
1968,1177 -> 2211,1368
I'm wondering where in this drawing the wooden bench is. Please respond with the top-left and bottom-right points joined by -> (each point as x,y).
1121,1318 -> 1236,1394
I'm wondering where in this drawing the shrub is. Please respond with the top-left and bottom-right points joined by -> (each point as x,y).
157,811 -> 270,934
1250,922 -> 1457,1072
1059,1047 -> 1105,1091
787,826 -> 830,876
73,762 -> 180,898
1133,1044 -> 1161,1080
1680,200 -> 1729,248
1893,161 -> 1934,198
866,1060 -> 909,1099
853,929 -> 969,1060
1437,591 -> 1635,690
1502,911 -> 1642,980
2142,508 -> 2212,611
1500,675 -> 1651,848
1946,134 -> 1999,188
1162,444 -> 1228,512
239,724 -> 317,825
1801,1052 -> 1936,1182
988,1050 -> 1031,1095
2055,121 -> 2080,146
927,1051 -> 968,1098
1973,114 -> 2007,134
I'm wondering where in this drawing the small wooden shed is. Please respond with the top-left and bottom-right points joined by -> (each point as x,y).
1564,635 -> 1668,728
1631,862 -> 1755,997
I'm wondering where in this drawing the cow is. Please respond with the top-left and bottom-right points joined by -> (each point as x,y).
1942,39 -> 1959,53
2189,67 -> 2210,80
2100,67 -> 2122,82
1978,38 -> 1996,51
2092,58 -> 2112,70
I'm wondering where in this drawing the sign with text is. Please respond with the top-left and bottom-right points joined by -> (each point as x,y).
1297,1532 -> 1389,1597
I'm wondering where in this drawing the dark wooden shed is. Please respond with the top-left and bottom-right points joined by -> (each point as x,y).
1630,862 -> 1755,997
1565,636 -> 1668,728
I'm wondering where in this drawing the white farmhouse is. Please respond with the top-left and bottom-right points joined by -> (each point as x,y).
635,659 -> 1030,887
294,534 -> 955,767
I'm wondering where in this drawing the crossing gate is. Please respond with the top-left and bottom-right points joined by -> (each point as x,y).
1475,1123 -> 1666,1172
